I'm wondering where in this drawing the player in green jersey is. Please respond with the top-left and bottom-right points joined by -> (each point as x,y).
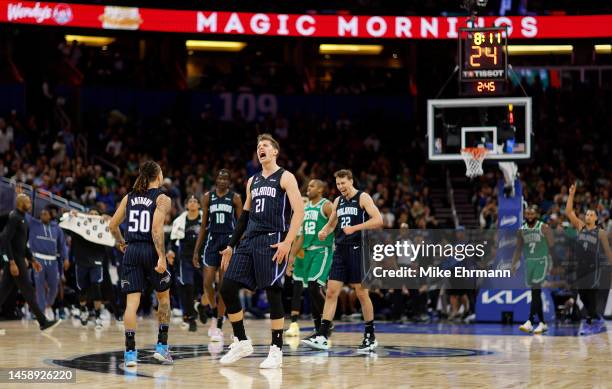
511,205 -> 554,334
286,179 -> 334,337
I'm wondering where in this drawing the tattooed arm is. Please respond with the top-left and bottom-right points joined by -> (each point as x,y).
153,194 -> 171,273
109,196 -> 128,252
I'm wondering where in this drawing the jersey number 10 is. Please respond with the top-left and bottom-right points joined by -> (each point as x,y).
128,210 -> 151,233
215,213 -> 225,224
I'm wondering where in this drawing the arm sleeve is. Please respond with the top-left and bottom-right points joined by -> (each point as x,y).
228,210 -> 250,249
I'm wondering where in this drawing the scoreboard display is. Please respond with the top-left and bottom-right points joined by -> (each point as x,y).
459,27 -> 508,83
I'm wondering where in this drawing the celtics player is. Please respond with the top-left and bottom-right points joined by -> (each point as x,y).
511,205 -> 554,334
565,183 -> 612,334
286,179 -> 334,337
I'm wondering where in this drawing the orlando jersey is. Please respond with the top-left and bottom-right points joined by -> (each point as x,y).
125,188 -> 162,244
574,227 -> 599,272
207,190 -> 237,234
180,216 -> 201,259
245,168 -> 291,236
335,190 -> 368,245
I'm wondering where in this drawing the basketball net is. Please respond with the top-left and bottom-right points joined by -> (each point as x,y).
461,147 -> 487,178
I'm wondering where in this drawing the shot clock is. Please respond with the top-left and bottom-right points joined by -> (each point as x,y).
459,26 -> 508,96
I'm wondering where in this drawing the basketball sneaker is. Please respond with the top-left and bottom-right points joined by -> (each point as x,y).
124,350 -> 138,367
285,322 -> 300,337
579,321 -> 592,336
153,344 -> 174,365
533,322 -> 548,334
210,327 -> 224,342
40,319 -> 62,332
79,309 -> 89,326
189,320 -> 197,332
95,318 -> 103,330
519,320 -> 533,333
301,334 -> 329,351
220,338 -> 254,364
357,333 -> 378,353
259,345 -> 283,369
208,318 -> 218,336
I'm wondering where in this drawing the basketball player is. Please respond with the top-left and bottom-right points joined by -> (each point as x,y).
193,169 -> 242,341
168,196 -> 203,332
565,183 -> 612,334
511,205 -> 554,334
67,208 -> 110,330
286,179 -> 334,337
302,169 -> 383,352
109,161 -> 173,367
218,133 -> 304,368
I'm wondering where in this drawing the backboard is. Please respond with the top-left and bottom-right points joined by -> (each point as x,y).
427,97 -> 532,162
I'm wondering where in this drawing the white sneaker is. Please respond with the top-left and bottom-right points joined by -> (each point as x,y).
100,309 -> 111,321
171,308 -> 183,317
533,322 -> 548,334
208,318 -> 218,336
519,320 -> 533,333
219,338 -> 253,365
95,318 -> 103,330
79,310 -> 89,326
210,327 -> 224,342
285,322 -> 300,337
259,345 -> 283,369
301,335 -> 329,351
45,307 -> 55,322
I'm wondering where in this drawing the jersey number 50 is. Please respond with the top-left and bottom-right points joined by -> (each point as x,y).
128,210 -> 151,233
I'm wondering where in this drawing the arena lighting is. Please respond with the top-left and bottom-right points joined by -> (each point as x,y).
319,44 -> 383,55
185,40 -> 247,52
594,44 -> 612,54
506,44 -> 573,55
64,35 -> 115,47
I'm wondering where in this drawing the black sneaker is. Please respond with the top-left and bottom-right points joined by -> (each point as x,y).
197,304 -> 208,325
356,333 -> 378,353
40,319 -> 62,332
188,320 -> 197,332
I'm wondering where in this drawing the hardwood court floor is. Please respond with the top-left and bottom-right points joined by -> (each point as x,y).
1,318 -> 611,388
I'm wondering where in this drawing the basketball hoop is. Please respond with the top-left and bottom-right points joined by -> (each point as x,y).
461,147 -> 488,178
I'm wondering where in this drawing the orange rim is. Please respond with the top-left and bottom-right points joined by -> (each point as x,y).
461,147 -> 488,160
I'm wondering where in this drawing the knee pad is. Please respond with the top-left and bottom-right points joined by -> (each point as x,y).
220,279 -> 242,315
89,283 -> 102,301
266,287 -> 284,320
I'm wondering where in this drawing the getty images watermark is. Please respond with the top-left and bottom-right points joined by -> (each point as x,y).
361,229 -> 606,290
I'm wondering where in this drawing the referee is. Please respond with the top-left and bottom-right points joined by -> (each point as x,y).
0,193 -> 61,331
